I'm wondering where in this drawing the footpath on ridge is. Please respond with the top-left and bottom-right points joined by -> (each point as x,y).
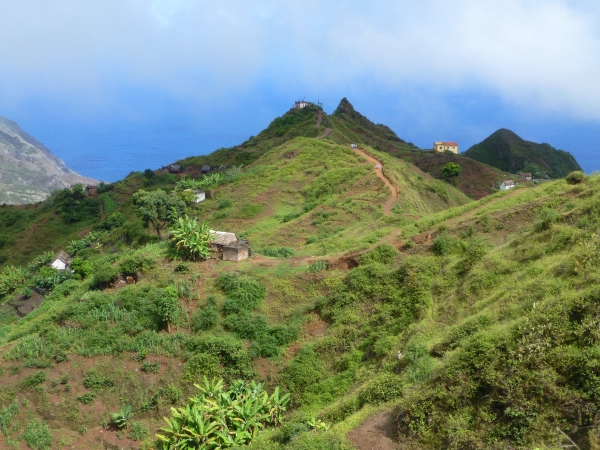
313,110 -> 396,215
351,147 -> 398,216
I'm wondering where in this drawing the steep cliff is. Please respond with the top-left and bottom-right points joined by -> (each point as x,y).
0,117 -> 97,204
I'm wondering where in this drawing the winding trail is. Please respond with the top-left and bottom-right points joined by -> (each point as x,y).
352,147 -> 398,216
316,128 -> 332,140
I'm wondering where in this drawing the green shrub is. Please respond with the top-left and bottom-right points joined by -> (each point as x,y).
217,273 -> 266,314
240,203 -> 264,219
71,257 -> 93,279
20,371 -> 46,388
536,208 -> 559,231
92,263 -> 119,288
118,254 -> 155,275
566,170 -> 587,185
359,372 -> 403,404
77,392 -> 96,404
191,296 -> 218,332
141,361 -> 160,373
130,421 -> 149,441
218,199 -> 233,209
223,312 -> 269,340
432,235 -> 457,255
183,353 -> 219,382
257,247 -> 296,258
307,260 -> 328,274
100,212 -> 125,230
282,347 -> 323,394
21,418 -> 53,450
83,370 -> 115,389
360,244 -> 398,265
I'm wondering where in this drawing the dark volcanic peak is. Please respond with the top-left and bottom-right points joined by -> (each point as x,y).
333,98 -> 403,143
463,128 -> 581,178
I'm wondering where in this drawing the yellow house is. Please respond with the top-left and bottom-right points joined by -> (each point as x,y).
433,141 -> 458,154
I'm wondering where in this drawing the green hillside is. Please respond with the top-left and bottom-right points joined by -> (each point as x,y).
0,102 -> 597,450
178,99 -> 511,200
463,128 -> 582,178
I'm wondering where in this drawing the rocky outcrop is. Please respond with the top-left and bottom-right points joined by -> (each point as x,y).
0,117 -> 98,204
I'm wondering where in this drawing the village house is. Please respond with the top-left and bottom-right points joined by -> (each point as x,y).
168,164 -> 182,173
520,172 -> 532,181
208,230 -> 251,262
223,241 -> 250,262
50,251 -> 72,271
295,101 -> 310,109
433,142 -> 459,154
499,180 -> 515,190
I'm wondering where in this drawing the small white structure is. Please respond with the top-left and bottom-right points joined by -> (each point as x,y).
295,101 -> 310,109
351,144 -> 358,149
520,172 -> 532,181
194,191 -> 206,203
50,251 -> 72,271
499,180 -> 515,190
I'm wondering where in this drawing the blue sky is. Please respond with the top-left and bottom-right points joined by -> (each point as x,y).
1,0 -> 599,180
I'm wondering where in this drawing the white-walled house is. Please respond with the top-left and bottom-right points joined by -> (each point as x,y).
50,251 -> 72,271
499,180 -> 515,190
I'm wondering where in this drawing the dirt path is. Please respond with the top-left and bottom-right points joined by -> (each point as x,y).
316,110 -> 323,127
352,147 -> 398,216
317,128 -> 332,140
347,412 -> 398,450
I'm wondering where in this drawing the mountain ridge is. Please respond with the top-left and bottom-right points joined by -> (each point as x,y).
463,127 -> 582,177
0,116 -> 98,205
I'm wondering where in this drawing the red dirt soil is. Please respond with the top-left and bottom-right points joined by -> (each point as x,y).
347,411 -> 399,450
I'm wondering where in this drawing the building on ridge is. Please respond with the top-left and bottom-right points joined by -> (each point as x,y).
433,142 -> 459,154
295,100 -> 311,109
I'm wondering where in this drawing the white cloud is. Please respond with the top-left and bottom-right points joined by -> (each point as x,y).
1,0 -> 600,119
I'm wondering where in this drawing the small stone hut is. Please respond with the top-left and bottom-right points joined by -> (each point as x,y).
169,164 -> 182,173
201,165 -> 211,174
223,241 -> 250,262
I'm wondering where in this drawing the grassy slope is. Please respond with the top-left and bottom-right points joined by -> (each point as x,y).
0,102 -> 594,449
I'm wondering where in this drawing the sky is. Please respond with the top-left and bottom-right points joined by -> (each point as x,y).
1,0 -> 600,181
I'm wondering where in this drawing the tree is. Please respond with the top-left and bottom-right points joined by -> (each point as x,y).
132,189 -> 187,239
170,216 -> 211,261
159,286 -> 179,333
442,162 -> 462,184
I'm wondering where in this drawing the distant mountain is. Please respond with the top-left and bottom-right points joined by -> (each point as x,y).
463,128 -> 582,178
0,117 -> 98,204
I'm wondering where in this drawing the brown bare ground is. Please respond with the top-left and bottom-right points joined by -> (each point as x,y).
347,411 -> 399,450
